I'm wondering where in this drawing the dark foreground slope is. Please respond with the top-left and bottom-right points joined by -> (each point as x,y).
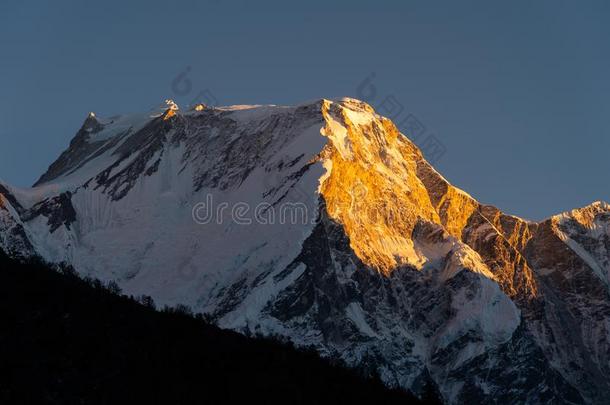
0,251 -> 436,405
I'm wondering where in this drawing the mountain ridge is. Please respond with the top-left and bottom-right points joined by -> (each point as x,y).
1,97 -> 609,403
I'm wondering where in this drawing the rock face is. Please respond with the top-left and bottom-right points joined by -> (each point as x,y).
1,98 -> 609,404
0,184 -> 34,258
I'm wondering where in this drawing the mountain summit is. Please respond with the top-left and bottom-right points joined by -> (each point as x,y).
1,98 -> 609,403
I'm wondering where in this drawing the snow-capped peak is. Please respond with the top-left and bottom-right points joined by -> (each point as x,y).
165,99 -> 179,111
2,97 -> 609,403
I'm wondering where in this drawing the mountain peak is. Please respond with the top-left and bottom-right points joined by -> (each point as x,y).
5,97 -> 610,403
554,200 -> 610,221
589,200 -> 609,209
162,99 -> 179,120
81,111 -> 103,133
328,97 -> 377,114
164,99 -> 179,111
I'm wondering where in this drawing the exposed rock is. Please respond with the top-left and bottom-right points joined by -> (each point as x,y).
1,97 -> 609,404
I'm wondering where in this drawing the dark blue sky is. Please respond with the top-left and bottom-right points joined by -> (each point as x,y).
1,0 -> 608,220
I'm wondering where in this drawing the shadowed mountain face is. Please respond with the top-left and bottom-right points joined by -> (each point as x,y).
1,98 -> 608,403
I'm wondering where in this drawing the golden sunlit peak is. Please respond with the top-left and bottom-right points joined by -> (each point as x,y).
162,100 -> 179,120
165,99 -> 179,111
163,109 -> 176,121
194,103 -> 206,111
318,100 -> 442,273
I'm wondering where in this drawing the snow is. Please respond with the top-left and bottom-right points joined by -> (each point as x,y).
165,99 -> 179,111
0,194 -> 31,256
17,102 -> 327,320
89,112 -> 149,142
345,302 -> 378,337
343,108 -> 374,127
555,226 -> 607,285
10,183 -> 66,209
321,107 -> 353,160
554,209 -> 610,286
221,105 -> 295,124
215,104 -> 265,111
2,97 -> 598,404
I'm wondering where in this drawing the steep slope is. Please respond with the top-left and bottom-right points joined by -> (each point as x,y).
524,203 -> 610,402
0,183 -> 34,258
2,98 -> 609,403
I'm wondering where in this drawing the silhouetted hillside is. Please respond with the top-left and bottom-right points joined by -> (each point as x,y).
0,251 -> 439,404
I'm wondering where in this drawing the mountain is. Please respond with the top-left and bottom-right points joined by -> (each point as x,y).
0,250 -> 427,404
1,98 -> 609,403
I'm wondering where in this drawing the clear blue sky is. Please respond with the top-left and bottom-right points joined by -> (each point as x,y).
1,0 -> 608,220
